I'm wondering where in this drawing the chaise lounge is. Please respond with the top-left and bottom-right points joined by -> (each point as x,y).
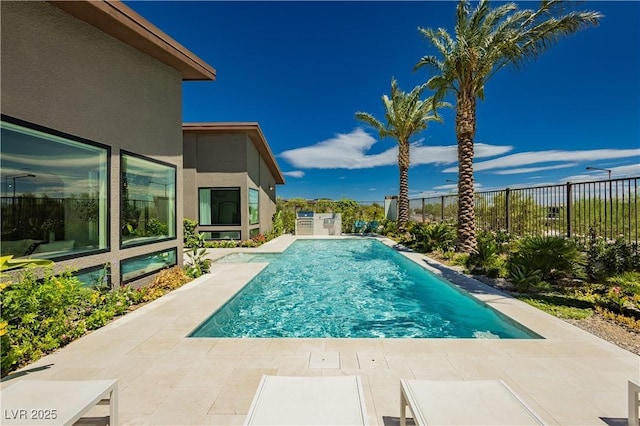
400,379 -> 545,426
244,375 -> 369,425
0,379 -> 118,425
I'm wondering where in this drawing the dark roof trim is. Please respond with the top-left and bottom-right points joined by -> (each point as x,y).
49,1 -> 216,81
183,123 -> 286,185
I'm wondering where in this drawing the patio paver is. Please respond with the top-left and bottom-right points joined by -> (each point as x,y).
1,235 -> 638,425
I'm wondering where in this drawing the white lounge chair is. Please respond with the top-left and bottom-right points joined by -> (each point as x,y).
244,375 -> 369,425
0,379 -> 117,425
400,379 -> 545,426
630,379 -> 640,426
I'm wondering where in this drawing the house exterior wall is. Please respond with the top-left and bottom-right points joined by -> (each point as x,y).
258,155 -> 278,232
1,1 -> 184,287
183,132 -> 279,241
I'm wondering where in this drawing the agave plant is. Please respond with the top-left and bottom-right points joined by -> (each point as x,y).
509,264 -> 543,293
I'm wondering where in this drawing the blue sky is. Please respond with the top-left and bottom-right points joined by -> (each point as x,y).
127,1 -> 640,201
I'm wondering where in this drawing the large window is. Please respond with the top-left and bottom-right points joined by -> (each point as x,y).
249,188 -> 259,225
121,248 -> 176,284
0,117 -> 109,259
121,152 -> 176,247
199,188 -> 240,225
202,231 -> 241,240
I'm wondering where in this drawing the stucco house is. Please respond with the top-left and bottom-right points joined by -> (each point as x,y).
183,123 -> 285,241
1,0 -> 215,287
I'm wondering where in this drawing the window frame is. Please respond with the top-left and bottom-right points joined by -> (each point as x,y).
120,247 -> 177,284
74,263 -> 112,288
198,187 -> 241,226
202,230 -> 242,240
249,187 -> 259,225
0,114 -> 111,261
119,150 -> 177,249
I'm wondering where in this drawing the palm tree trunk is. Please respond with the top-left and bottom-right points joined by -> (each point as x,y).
398,140 -> 410,229
455,92 -> 477,253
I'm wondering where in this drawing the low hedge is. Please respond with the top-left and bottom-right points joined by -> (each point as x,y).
0,266 -> 191,377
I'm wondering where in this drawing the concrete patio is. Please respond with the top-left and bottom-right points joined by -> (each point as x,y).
2,235 -> 638,425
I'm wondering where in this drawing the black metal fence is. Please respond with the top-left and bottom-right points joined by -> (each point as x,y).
408,177 -> 640,244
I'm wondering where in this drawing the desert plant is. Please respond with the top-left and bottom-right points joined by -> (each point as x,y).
183,218 -> 205,249
585,233 -> 640,281
509,264 -> 543,293
509,236 -> 586,282
0,269 -> 91,373
424,222 -> 456,253
465,239 -> 504,277
271,210 -> 284,236
184,248 -> 212,278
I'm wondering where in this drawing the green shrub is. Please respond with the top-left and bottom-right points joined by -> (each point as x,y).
1,266 -> 193,376
509,264 -> 543,293
184,248 -> 212,278
406,222 -> 456,253
183,218 -> 205,249
147,218 -> 168,236
207,240 -> 240,248
379,219 -> 398,237
465,236 -> 508,278
1,270 -> 92,373
271,210 -> 284,236
599,272 -> 640,313
584,233 -> 640,281
508,236 -> 586,282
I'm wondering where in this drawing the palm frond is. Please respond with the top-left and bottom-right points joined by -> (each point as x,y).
354,112 -> 386,138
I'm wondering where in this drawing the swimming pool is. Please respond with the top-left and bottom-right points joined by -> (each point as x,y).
190,239 -> 539,339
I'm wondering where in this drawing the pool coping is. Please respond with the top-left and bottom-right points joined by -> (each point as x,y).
2,234 -> 638,425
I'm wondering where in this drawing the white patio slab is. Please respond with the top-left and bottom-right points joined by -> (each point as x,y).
2,235 -> 637,425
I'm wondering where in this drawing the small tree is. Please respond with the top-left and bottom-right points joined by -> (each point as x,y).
356,78 -> 447,229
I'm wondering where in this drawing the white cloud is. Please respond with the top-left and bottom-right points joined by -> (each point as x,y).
279,128 -> 391,169
279,128 -> 512,170
283,170 -> 305,178
492,163 -> 578,175
564,163 -> 640,182
443,148 -> 640,173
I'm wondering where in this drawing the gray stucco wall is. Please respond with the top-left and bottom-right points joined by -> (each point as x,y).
258,155 -> 278,233
183,133 -> 278,240
1,1 -> 184,287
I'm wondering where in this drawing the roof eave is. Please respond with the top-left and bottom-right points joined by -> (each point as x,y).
183,123 -> 285,185
49,0 -> 216,81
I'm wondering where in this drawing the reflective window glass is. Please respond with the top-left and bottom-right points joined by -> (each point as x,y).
121,249 -> 176,283
0,118 -> 108,259
249,188 -> 259,225
198,188 -> 240,226
121,153 -> 176,247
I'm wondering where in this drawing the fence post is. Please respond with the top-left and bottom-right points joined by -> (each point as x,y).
441,196 -> 445,222
566,182 -> 572,238
421,198 -> 425,223
505,188 -> 511,233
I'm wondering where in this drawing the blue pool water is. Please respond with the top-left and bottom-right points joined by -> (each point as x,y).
190,239 -> 539,339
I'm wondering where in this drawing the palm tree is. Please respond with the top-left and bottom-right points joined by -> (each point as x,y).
356,78 -> 447,228
415,0 -> 601,253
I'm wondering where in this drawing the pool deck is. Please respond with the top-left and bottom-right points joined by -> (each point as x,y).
2,234 -> 638,425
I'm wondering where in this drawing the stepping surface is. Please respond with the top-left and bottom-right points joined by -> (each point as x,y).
1,236 -> 638,425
